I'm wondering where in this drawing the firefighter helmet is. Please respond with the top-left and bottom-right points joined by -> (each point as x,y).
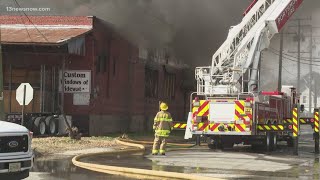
160,102 -> 168,111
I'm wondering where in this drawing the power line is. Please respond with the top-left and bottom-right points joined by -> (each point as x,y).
269,47 -> 320,61
12,0 -> 43,62
12,0 -> 33,42
282,65 -> 295,76
268,49 -> 320,67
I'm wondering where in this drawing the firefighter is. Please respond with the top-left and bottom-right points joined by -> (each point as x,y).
152,102 -> 173,155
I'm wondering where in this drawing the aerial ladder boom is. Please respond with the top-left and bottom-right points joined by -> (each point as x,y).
195,0 -> 304,96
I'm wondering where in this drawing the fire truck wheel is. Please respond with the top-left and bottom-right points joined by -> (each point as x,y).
266,134 -> 270,151
287,138 -> 294,147
266,132 -> 274,152
221,143 -> 234,149
273,133 -> 277,150
208,143 -> 215,149
207,137 -> 220,149
251,144 -> 261,150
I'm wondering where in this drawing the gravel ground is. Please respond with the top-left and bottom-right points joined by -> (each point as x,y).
31,131 -> 189,158
32,136 -> 117,157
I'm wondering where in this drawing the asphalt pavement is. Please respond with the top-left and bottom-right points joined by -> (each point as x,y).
28,125 -> 320,179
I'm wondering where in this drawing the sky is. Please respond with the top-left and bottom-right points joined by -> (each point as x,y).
260,1 -> 320,91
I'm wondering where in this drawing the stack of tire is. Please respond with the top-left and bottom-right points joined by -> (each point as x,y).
31,116 -> 59,136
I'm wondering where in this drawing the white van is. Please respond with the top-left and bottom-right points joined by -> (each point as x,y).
0,121 -> 34,179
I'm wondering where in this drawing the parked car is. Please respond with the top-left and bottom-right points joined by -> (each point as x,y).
0,120 -> 34,179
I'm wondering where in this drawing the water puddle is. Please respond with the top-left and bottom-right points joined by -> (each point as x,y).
82,146 -> 320,180
28,156 -> 136,180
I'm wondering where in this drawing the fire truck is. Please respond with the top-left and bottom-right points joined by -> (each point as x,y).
184,0 -> 305,151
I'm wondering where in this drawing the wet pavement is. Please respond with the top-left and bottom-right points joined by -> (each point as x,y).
26,156 -> 136,180
83,125 -> 320,179
27,125 -> 320,179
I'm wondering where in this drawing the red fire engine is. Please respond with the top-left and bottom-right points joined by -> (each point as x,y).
184,0 -> 306,151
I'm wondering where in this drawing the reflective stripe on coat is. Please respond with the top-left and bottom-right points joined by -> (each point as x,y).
153,110 -> 173,137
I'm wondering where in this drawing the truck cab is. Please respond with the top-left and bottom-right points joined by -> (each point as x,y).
0,120 -> 33,179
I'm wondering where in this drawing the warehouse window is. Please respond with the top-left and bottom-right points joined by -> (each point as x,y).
96,54 -> 107,74
113,57 -> 116,77
145,68 -> 159,98
164,72 -> 176,99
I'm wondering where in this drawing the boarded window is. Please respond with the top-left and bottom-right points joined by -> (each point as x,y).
96,55 -> 107,74
101,55 -> 107,72
145,68 -> 159,98
113,57 -> 116,77
164,72 -> 176,99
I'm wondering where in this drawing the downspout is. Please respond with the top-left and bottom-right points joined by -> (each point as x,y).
9,64 -> 12,113
40,65 -> 43,112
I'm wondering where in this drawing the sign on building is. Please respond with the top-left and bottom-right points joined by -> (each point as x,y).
59,70 -> 91,93
73,93 -> 90,105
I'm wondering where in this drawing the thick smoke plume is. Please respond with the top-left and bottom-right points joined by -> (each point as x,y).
1,0 -> 252,67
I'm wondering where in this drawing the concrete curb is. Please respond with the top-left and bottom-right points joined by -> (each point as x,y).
72,138 -> 222,180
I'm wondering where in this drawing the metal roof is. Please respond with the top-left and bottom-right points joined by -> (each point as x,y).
0,15 -> 93,45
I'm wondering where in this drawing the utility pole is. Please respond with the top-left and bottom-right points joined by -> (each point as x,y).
315,33 -> 318,111
288,21 -> 319,113
285,18 -> 313,110
309,27 -> 313,113
0,25 -> 5,120
297,19 -> 301,97
288,18 -> 311,98
315,78 -> 317,109
278,31 -> 284,92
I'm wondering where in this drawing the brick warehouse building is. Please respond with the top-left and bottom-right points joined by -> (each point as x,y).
0,15 -> 192,135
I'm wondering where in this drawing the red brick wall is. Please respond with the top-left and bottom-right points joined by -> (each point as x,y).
63,18 -> 137,116
2,16 -> 190,134
63,34 -> 95,115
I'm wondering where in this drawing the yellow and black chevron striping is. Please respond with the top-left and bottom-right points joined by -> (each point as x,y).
315,112 -> 319,133
257,124 -> 284,131
173,122 -> 187,129
284,118 -> 312,124
292,108 -> 298,137
300,119 -> 307,124
284,119 -> 293,124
